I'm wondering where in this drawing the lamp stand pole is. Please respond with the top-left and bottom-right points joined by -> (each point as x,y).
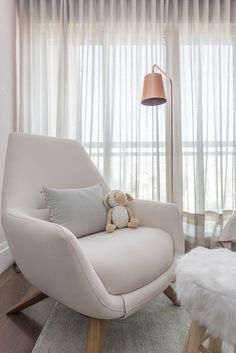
152,65 -> 173,203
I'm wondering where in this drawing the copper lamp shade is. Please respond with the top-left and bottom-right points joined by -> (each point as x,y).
141,64 -> 173,203
141,72 -> 167,106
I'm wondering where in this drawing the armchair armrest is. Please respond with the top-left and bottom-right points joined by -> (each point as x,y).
129,200 -> 185,256
2,209 -> 124,319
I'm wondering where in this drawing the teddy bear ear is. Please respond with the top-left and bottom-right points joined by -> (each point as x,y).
126,193 -> 133,201
103,193 -> 110,208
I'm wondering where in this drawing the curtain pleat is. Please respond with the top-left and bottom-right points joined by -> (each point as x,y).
17,0 -> 236,247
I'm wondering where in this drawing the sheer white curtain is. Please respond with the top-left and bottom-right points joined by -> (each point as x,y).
17,0 -> 236,247
179,1 -> 236,246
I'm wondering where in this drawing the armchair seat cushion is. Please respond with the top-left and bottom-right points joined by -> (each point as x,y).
79,227 -> 174,295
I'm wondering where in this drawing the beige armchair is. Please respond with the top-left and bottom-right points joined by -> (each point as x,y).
2,133 -> 184,353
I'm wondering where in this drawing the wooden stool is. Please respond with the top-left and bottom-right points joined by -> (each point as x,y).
176,247 -> 236,353
183,321 -> 236,353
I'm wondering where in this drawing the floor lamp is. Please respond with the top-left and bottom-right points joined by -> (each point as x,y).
141,64 -> 173,203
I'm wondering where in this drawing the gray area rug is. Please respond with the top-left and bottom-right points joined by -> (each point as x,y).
32,294 -> 232,353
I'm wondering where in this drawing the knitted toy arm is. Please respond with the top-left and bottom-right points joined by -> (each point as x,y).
126,206 -> 140,228
106,208 -> 113,225
106,208 -> 116,233
126,206 -> 134,220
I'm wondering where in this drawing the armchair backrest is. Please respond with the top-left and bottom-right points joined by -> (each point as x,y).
2,133 -> 109,212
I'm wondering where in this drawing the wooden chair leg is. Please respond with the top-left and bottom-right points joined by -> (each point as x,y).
86,317 -> 106,353
182,329 -> 191,353
163,285 -> 180,306
7,285 -> 48,315
208,336 -> 222,353
183,322 -> 206,353
234,345 -> 236,353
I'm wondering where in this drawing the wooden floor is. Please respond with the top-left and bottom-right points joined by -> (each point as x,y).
0,265 -> 55,353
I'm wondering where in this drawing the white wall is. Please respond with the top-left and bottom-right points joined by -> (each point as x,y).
0,0 -> 16,272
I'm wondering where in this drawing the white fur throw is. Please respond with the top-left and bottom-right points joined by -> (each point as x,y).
176,247 -> 236,345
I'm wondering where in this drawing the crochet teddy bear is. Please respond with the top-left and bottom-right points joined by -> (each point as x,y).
103,190 -> 140,233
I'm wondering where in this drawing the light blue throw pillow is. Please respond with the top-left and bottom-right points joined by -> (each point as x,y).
43,184 -> 106,238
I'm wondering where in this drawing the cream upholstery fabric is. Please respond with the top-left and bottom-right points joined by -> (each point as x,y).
79,227 -> 174,295
2,133 -> 109,211
2,133 -> 184,319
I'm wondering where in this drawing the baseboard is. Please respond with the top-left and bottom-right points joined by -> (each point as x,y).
0,241 -> 13,273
